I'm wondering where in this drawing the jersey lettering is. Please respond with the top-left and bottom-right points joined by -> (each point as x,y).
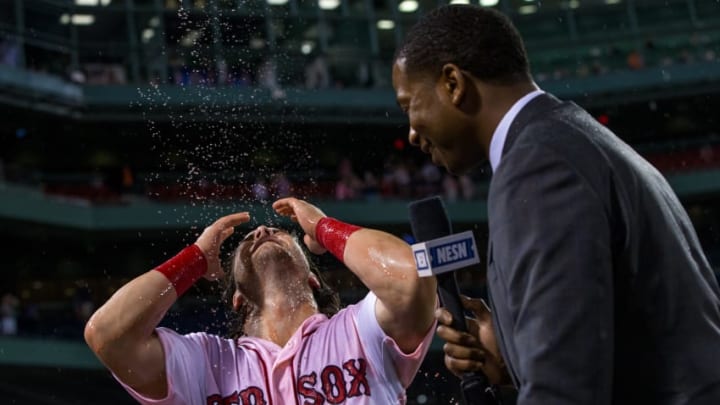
343,359 -> 370,397
297,358 -> 371,403
298,372 -> 325,405
239,387 -> 265,405
207,394 -> 224,405
322,366 -> 347,404
206,387 -> 266,405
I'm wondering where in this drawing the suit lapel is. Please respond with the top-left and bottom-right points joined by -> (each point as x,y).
488,93 -> 563,390
486,243 -> 521,388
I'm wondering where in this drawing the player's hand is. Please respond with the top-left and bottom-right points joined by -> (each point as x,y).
195,212 -> 251,281
272,197 -> 327,254
435,295 -> 509,385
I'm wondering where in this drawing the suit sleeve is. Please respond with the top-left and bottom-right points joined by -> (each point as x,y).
490,142 -> 614,405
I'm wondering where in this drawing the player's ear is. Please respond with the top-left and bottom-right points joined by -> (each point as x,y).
308,273 -> 321,290
232,290 -> 244,311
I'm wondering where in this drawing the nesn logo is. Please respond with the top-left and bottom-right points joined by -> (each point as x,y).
414,251 -> 429,269
432,239 -> 473,265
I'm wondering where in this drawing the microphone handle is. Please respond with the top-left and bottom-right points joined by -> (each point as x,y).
437,272 -> 501,405
436,272 -> 467,332
461,372 -> 501,405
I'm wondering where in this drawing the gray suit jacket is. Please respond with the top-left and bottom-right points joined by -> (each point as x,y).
486,94 -> 720,405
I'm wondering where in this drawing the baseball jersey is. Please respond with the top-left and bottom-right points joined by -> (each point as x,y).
115,292 -> 435,404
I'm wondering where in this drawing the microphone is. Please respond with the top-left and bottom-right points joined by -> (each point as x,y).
408,196 -> 500,405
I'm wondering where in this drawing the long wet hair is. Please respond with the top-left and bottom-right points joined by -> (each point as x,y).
222,232 -> 341,339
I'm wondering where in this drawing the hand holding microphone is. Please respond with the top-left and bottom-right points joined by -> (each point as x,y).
409,196 -> 502,405
435,295 -> 509,386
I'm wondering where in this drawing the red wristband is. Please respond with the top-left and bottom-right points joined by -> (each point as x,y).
154,244 -> 207,297
315,217 -> 362,262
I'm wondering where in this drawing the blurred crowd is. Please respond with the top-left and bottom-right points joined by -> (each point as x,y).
534,34 -> 719,83
3,140 -> 720,205
3,33 -> 718,92
1,151 -> 487,205
0,287 -> 93,340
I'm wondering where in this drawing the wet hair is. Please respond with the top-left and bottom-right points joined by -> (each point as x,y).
395,5 -> 531,85
222,232 -> 341,339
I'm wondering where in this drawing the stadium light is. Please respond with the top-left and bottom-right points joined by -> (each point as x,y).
518,4 -> 537,14
301,41 -> 314,55
266,0 -> 289,5
180,30 -> 201,47
72,15 -> 95,25
479,0 -> 499,6
606,0 -> 621,4
398,0 -> 418,12
142,28 -> 155,43
377,20 -> 395,30
318,0 -> 341,9
250,37 -> 266,49
75,0 -> 111,6
59,14 -> 96,25
449,0 -> 470,4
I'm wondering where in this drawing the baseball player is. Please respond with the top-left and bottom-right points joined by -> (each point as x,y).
85,197 -> 438,404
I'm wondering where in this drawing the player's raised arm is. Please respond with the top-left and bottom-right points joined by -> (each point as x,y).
83,212 -> 250,399
273,197 -> 437,353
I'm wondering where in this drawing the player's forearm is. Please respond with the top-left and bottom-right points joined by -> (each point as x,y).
344,230 -> 437,321
315,218 -> 436,335
343,229 -> 426,301
84,271 -> 177,362
85,243 -> 206,361
344,229 -> 437,350
314,218 -> 425,299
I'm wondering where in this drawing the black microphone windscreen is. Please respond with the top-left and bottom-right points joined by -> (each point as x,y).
408,196 -> 497,405
408,196 -> 452,242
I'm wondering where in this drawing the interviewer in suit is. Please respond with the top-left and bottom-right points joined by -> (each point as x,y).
392,5 -> 720,404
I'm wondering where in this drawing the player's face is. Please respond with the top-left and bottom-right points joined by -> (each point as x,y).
242,225 -> 309,265
234,226 -> 311,284
392,58 -> 481,175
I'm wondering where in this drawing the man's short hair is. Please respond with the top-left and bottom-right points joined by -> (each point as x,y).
396,5 -> 531,85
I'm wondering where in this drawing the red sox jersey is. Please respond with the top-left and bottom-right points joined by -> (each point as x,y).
115,292 -> 435,404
